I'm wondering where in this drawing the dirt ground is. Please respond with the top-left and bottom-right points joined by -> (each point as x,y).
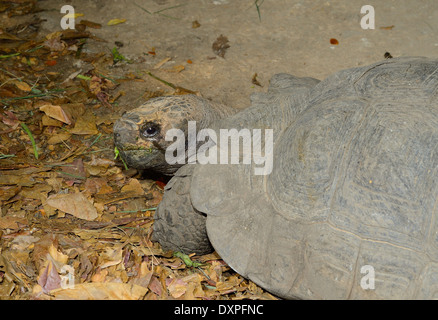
37,0 -> 438,110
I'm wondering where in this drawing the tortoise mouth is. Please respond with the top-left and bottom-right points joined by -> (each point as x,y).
119,145 -> 155,152
118,147 -> 161,163
117,147 -> 179,172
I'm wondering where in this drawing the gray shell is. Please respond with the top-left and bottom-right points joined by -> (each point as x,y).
157,57 -> 438,299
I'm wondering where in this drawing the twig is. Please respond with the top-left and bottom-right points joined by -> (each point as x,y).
114,146 -> 129,170
134,2 -> 152,14
115,208 -> 157,214
134,2 -> 184,20
154,4 -> 185,14
29,76 -> 40,93
88,133 -> 102,148
0,53 -> 20,59
26,44 -> 44,53
147,71 -> 176,89
146,71 -> 197,94
0,153 -> 15,159
0,88 -> 66,104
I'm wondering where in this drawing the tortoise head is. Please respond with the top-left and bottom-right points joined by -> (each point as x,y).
114,95 -> 208,175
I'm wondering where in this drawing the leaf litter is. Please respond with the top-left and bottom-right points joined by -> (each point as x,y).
0,1 -> 277,300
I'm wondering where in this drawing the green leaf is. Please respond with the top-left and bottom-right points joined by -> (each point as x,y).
20,123 -> 38,159
111,47 -> 131,63
76,74 -> 92,81
114,146 -> 128,170
174,252 -> 204,268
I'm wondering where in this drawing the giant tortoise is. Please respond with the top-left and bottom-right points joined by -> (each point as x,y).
114,57 -> 438,299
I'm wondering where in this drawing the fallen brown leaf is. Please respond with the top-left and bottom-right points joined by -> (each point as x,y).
212,34 -> 230,58
10,79 -> 31,92
80,20 -> 102,29
121,178 -> 144,196
39,104 -> 72,125
46,192 -> 98,221
69,114 -> 98,135
380,25 -> 395,30
0,186 -> 21,201
0,216 -> 28,230
50,282 -> 148,300
46,132 -> 72,145
167,277 -> 187,298
1,110 -> 20,128
38,261 -> 62,293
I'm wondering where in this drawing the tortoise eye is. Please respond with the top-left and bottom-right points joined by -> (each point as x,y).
140,122 -> 160,138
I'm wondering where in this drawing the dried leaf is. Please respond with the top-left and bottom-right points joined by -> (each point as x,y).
167,278 -> 187,298
46,192 -> 98,221
60,29 -> 90,40
90,269 -> 108,282
181,273 -> 204,299
70,115 -> 98,135
153,57 -> 171,69
0,30 -> 22,40
47,132 -> 72,145
167,65 -> 185,73
80,20 -> 102,29
107,19 -> 126,26
139,246 -> 165,257
51,282 -> 148,300
216,275 -> 243,294
88,76 -> 117,108
45,31 -> 63,41
46,178 -> 63,193
148,276 -> 163,296
10,80 -> 31,92
192,20 -> 201,28
39,104 -> 72,125
45,60 -> 57,66
252,73 -> 262,87
0,186 -> 20,201
121,178 -> 144,196
10,235 -> 39,251
83,178 -> 113,195
0,216 -> 28,230
212,34 -> 230,58
61,103 -> 85,121
48,244 -> 69,265
60,158 -> 86,182
1,111 -> 20,128
64,13 -> 84,19
0,175 -> 36,187
132,261 -> 153,287
41,115 -> 64,127
100,246 -> 123,269
43,35 -> 66,52
380,25 -> 395,30
38,261 -> 62,293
